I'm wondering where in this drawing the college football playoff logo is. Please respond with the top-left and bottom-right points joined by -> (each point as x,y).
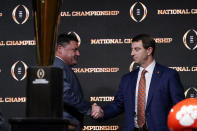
12,5 -> 29,24
37,68 -> 45,79
129,62 -> 140,72
184,87 -> 197,98
183,29 -> 197,50
11,61 -> 28,81
130,2 -> 147,22
68,32 -> 81,46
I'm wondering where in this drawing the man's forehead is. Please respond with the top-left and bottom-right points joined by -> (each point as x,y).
131,40 -> 143,47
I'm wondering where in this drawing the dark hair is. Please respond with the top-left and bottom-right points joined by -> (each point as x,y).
57,32 -> 78,47
132,34 -> 156,55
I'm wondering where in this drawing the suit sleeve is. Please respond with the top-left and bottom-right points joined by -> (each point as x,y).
102,76 -> 126,119
63,71 -> 91,116
168,70 -> 185,105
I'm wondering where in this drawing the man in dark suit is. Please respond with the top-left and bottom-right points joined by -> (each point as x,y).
91,34 -> 185,131
53,32 -> 98,130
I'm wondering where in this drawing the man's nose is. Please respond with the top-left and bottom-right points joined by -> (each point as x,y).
76,50 -> 80,56
131,51 -> 134,57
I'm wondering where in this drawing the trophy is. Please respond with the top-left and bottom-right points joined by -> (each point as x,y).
26,0 -> 63,118
33,0 -> 62,66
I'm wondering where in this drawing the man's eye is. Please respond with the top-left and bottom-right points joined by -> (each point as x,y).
135,48 -> 140,51
73,49 -> 77,52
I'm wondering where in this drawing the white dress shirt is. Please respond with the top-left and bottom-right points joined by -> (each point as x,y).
134,60 -> 156,128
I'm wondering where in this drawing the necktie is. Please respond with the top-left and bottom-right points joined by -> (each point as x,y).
137,69 -> 147,128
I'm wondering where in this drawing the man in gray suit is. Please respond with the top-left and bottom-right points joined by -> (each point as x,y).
53,32 -> 102,130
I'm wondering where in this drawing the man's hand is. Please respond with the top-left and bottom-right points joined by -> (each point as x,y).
91,103 -> 104,119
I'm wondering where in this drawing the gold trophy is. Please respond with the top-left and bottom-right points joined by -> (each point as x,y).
33,0 -> 62,66
26,0 -> 63,118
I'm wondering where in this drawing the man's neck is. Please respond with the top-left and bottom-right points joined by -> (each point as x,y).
55,55 -> 66,64
141,57 -> 154,69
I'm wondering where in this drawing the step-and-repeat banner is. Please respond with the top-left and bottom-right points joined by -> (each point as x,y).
0,0 -> 197,130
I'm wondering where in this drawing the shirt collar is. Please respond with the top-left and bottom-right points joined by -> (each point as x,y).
139,60 -> 156,74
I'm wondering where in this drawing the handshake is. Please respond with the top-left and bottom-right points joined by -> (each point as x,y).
91,103 -> 104,119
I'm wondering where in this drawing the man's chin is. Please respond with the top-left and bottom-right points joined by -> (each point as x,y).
71,62 -> 78,67
133,60 -> 138,64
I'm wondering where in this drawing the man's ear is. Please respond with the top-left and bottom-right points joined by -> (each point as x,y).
147,47 -> 153,56
57,45 -> 63,54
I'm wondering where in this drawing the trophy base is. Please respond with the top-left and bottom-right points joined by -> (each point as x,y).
26,66 -> 63,118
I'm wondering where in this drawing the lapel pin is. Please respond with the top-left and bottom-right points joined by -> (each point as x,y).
157,71 -> 160,74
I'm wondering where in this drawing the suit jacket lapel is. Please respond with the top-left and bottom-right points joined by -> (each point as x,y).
129,69 -> 139,111
146,64 -> 162,109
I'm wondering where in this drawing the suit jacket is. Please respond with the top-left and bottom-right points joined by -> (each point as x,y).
103,63 -> 185,131
53,57 -> 91,125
